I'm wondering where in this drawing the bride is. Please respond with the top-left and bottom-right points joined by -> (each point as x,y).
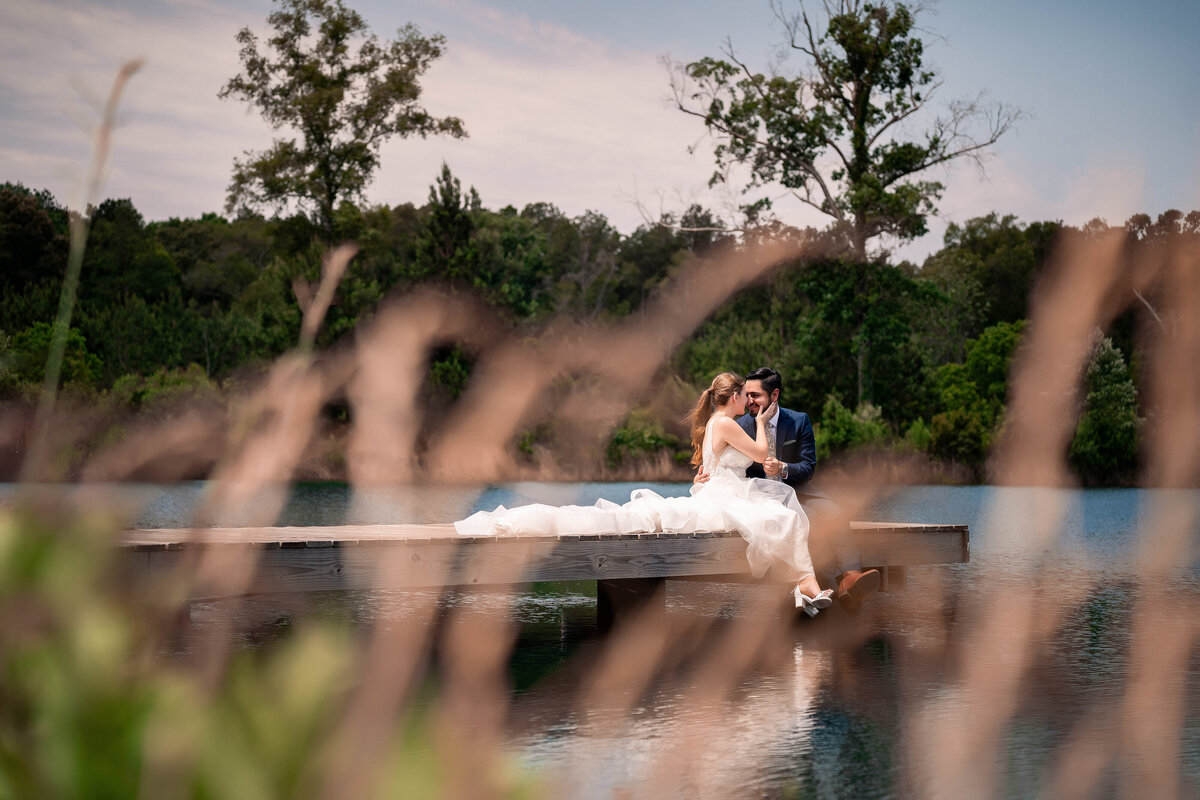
454,371 -> 834,615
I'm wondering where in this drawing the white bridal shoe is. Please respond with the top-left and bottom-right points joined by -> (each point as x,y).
793,587 -> 835,617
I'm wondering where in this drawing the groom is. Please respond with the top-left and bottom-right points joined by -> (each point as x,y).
738,367 -> 881,612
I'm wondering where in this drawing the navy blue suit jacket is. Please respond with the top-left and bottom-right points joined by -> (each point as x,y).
738,407 -> 827,500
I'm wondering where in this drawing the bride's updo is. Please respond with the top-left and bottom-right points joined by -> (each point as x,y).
687,371 -> 744,467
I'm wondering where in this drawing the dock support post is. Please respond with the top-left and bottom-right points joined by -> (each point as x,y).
596,578 -> 665,633
879,566 -> 907,592
166,601 -> 194,652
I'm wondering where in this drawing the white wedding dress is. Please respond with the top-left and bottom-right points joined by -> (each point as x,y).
454,417 -> 815,580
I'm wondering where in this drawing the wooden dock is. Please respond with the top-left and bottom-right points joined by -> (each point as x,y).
120,521 -> 968,623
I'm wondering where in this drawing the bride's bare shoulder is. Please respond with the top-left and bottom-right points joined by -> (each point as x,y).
711,415 -> 743,435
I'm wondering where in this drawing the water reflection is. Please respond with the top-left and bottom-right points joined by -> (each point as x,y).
502,584 -> 834,799
180,561 -> 1200,798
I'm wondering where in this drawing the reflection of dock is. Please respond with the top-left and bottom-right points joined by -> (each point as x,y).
120,521 -> 968,622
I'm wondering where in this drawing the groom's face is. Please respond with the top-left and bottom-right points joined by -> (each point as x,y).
745,380 -> 779,416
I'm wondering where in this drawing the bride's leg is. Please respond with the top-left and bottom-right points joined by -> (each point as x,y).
796,575 -> 823,598
791,519 -> 820,590
787,497 -> 830,610
778,490 -> 820,580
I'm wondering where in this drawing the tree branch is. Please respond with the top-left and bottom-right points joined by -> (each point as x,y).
908,97 -> 1022,177
866,80 -> 941,150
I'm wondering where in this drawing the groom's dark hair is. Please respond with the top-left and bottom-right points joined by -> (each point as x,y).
745,367 -> 782,399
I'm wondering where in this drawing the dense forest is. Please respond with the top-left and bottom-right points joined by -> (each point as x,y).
2,177 -> 1190,485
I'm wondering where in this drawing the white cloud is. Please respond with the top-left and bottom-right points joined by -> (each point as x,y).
371,40 -> 707,222
1,0 -> 272,212
363,5 -> 745,230
443,0 -> 609,60
0,0 -> 734,231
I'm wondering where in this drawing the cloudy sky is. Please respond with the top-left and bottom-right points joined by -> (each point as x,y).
2,0 -> 1198,261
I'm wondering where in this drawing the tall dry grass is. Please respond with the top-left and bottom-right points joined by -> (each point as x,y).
2,62 -> 1198,799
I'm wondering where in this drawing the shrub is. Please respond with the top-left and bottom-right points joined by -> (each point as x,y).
108,364 -> 220,414
814,395 -> 889,461
903,418 -> 932,452
929,406 -> 991,466
606,408 -> 684,467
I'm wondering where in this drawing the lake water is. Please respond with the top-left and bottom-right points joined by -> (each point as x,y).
7,482 -> 1200,796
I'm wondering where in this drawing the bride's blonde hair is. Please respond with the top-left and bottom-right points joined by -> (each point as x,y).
687,371 -> 744,467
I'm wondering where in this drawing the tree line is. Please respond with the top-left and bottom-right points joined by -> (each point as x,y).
3,177 -> 1189,484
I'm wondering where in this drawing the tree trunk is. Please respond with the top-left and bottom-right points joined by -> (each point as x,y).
856,346 -> 866,408
852,214 -> 868,262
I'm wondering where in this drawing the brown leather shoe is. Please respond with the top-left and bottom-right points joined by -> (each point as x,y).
835,568 -> 881,613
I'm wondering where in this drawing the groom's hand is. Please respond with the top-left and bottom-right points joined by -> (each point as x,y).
763,458 -> 785,478
693,467 -> 710,485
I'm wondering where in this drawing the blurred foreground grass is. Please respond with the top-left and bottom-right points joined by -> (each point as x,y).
0,503 -> 543,799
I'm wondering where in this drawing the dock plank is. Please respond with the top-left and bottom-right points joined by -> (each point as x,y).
118,522 -> 968,598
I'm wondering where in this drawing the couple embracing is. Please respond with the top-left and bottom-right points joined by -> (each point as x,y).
456,366 -> 879,617
691,367 -> 880,615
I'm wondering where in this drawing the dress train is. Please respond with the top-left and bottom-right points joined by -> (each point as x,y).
454,417 -> 816,581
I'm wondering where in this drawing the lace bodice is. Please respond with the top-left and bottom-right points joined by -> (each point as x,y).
703,417 -> 753,477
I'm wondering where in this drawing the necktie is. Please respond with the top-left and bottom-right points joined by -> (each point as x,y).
766,420 -> 780,480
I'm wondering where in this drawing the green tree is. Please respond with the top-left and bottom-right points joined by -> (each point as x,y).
670,1 -> 1018,258
81,199 -> 180,307
907,247 -> 986,365
229,256 -> 306,360
0,184 -> 68,295
963,319 -> 1025,405
3,322 -> 100,390
550,210 -> 624,320
1069,336 -> 1138,485
417,163 -> 480,282
615,206 -> 730,314
919,213 -> 1060,339
317,200 -> 422,338
679,253 -> 934,425
1124,208 -> 1200,243
0,184 -> 70,335
153,213 -> 272,307
470,205 -> 555,320
796,257 -> 936,419
412,166 -> 557,319
813,394 -> 887,461
71,199 -> 192,384
681,313 -> 792,388
926,320 -> 1026,474
219,0 -> 466,241
1075,209 -> 1200,381
928,405 -> 990,470
606,408 -> 686,467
